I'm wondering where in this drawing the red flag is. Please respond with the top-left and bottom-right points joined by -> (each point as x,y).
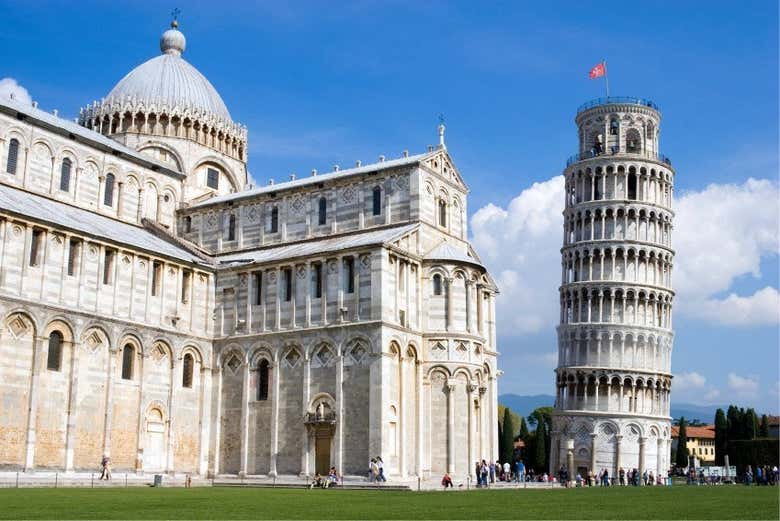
589,62 -> 606,79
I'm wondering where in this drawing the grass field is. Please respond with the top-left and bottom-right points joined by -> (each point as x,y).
0,486 -> 777,520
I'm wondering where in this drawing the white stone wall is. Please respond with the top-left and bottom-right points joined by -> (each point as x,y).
0,111 -> 187,230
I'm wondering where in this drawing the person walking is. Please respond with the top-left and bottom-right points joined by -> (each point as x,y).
503,461 -> 511,482
376,456 -> 387,482
369,458 -> 378,483
489,461 -> 496,484
480,460 -> 489,488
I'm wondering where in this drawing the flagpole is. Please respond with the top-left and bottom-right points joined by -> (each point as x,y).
604,59 -> 610,97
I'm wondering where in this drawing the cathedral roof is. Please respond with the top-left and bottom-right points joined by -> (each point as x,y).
425,241 -> 484,268
103,21 -> 232,123
217,223 -> 418,266
190,151 -> 434,209
0,183 -> 207,266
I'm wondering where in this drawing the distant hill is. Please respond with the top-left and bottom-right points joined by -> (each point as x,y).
499,393 -> 725,425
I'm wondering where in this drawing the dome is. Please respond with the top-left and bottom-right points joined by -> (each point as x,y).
104,21 -> 231,122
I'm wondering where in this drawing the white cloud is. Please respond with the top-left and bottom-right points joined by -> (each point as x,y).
674,178 -> 780,325
674,371 -> 707,391
470,176 -> 779,337
689,287 -> 780,326
704,388 -> 721,401
727,372 -> 759,398
470,175 -> 564,334
0,78 -> 32,105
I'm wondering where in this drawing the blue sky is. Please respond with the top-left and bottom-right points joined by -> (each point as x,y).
1,1 -> 778,413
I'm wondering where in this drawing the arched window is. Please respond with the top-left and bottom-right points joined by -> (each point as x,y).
121,344 -> 134,380
372,186 -> 382,216
60,158 -> 72,192
104,173 -> 115,206
609,118 -> 619,136
6,138 -> 19,174
432,274 -> 443,296
257,359 -> 269,400
626,129 -> 641,153
47,331 -> 63,371
184,216 -> 192,233
628,172 -> 638,200
438,199 -> 447,227
318,196 -> 327,225
646,122 -> 654,140
227,214 -> 236,241
182,353 -> 194,388
269,206 -> 279,233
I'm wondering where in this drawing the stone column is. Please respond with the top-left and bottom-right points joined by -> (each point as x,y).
590,433 -> 598,475
269,360 -> 280,477
638,436 -> 646,484
305,261 -> 312,327
211,367 -> 223,476
334,353 -> 344,473
446,379 -> 456,474
166,357 -> 179,473
64,338 -> 80,472
615,435 -> 623,478
467,384 -> 477,475
445,277 -> 453,331
656,437 -> 663,478
416,359 -> 424,477
398,354 -> 407,477
198,366 -> 213,476
300,355 -> 311,477
566,440 -> 575,485
238,360 -> 250,477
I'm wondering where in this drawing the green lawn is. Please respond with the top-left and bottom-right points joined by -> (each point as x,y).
1,486 -> 777,520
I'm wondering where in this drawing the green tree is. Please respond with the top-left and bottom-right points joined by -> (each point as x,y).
759,414 -> 770,438
744,408 -> 758,440
527,407 -> 553,472
714,408 -> 728,465
501,407 -> 516,464
727,405 -> 743,441
534,420 -> 547,473
675,417 -> 689,468
519,416 -> 529,440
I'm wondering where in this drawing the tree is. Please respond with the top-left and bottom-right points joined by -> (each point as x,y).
759,414 -> 770,438
527,407 -> 553,473
675,417 -> 689,468
744,408 -> 758,440
501,407 -> 516,464
534,420 -> 547,473
714,408 -> 728,465
727,406 -> 743,442
519,416 -> 530,440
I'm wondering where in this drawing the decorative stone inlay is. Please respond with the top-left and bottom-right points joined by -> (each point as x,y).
341,186 -> 355,203
226,354 -> 241,374
284,349 -> 301,369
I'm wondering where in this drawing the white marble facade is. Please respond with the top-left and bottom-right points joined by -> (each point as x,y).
551,98 -> 674,480
0,21 -> 498,479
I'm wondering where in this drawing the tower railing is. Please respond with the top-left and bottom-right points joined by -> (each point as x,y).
566,149 -> 672,167
576,96 -> 659,114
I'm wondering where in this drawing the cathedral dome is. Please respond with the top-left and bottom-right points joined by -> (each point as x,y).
104,21 -> 231,122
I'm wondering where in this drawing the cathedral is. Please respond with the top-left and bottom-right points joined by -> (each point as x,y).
0,21 -> 499,479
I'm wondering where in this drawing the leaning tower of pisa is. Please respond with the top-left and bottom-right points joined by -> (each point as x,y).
550,97 -> 675,482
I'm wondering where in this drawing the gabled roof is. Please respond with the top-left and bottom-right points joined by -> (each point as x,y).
190,152 -> 435,209
0,98 -> 183,179
217,223 -> 418,267
0,183 -> 207,266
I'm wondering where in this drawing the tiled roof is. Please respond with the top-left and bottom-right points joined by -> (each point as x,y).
190,151 -> 435,209
671,425 -> 715,439
0,182 -> 206,265
217,223 -> 418,266
425,240 -> 484,268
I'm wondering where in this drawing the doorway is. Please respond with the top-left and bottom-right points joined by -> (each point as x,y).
144,408 -> 166,472
315,433 -> 331,475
